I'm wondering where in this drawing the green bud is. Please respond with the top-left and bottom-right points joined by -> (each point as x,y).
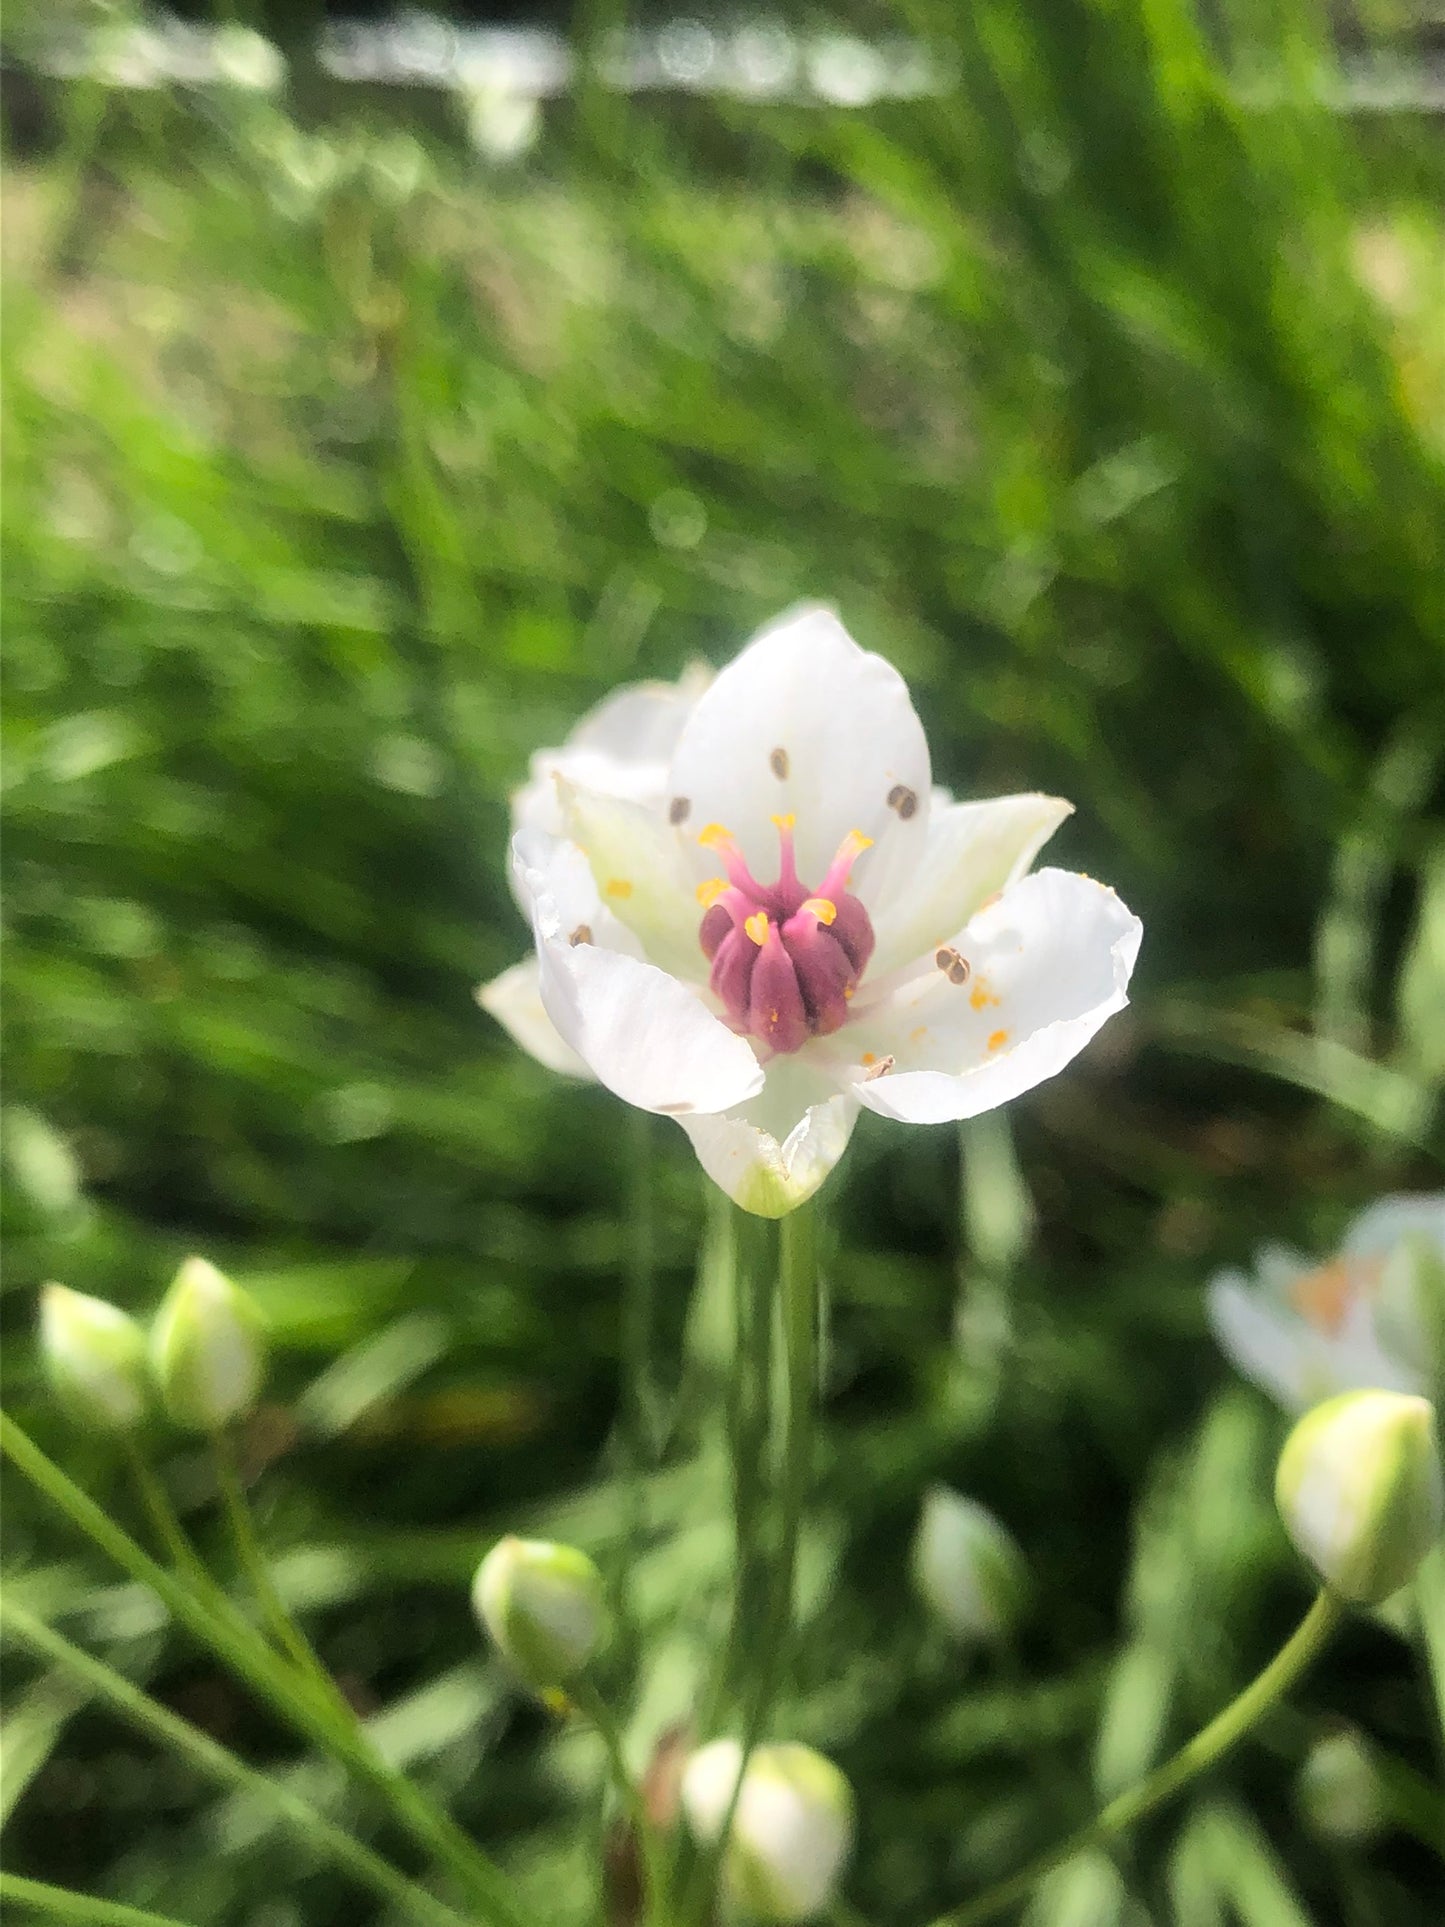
681,1738 -> 855,1923
472,1536 -> 607,1691
1297,1730 -> 1385,1844
150,1256 -> 266,1431
39,1284 -> 148,1431
1275,1390 -> 1443,1605
911,1486 -> 1028,1646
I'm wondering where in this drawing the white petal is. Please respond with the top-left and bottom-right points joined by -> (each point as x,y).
840,869 -> 1140,1125
557,779 -> 706,982
666,605 -> 931,910
1341,1193 -> 1445,1262
869,792 -> 1074,978
567,666 -> 710,762
476,957 -> 592,1078
508,669 -> 707,902
1207,1275 -> 1312,1409
679,1056 -> 859,1217
524,834 -> 764,1118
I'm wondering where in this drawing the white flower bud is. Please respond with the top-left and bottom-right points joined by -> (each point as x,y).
149,1257 -> 266,1431
39,1285 -> 148,1432
472,1536 -> 607,1691
911,1486 -> 1027,1646
681,1738 -> 855,1923
1297,1730 -> 1385,1844
1275,1390 -> 1443,1605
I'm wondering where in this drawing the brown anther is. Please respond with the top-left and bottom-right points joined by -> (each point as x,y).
862,1054 -> 895,1081
668,796 -> 691,825
569,924 -> 593,947
887,783 -> 918,819
769,746 -> 790,780
934,945 -> 970,986
656,1100 -> 695,1115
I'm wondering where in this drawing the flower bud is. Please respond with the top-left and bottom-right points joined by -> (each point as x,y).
472,1536 -> 607,1691
911,1486 -> 1028,1646
39,1285 -> 148,1432
1297,1730 -> 1385,1844
681,1738 -> 854,1923
149,1257 -> 266,1431
1274,1390 -> 1443,1604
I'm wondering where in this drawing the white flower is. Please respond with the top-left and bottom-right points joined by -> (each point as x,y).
681,1737 -> 855,1922
1208,1194 -> 1444,1412
479,606 -> 1141,1215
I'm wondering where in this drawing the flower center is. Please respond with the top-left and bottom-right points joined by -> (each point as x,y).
696,815 -> 876,1055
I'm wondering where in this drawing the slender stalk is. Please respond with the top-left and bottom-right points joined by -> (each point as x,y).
572,1678 -> 670,1925
121,1441 -> 208,1587
927,1590 -> 1343,1927
0,1599 -> 471,1927
1415,1543 -> 1445,1758
0,1875 -> 192,1927
684,1200 -> 819,1926
211,1429 -> 333,1691
0,1413 -> 527,1927
700,1207 -> 775,1740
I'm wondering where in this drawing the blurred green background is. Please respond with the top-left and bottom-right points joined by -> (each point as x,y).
2,0 -> 1443,1921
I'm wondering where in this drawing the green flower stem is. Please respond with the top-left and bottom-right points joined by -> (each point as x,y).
0,1875 -> 193,1927
0,1413 -> 527,1927
210,1428 -> 336,1694
120,1440 -> 209,1587
927,1589 -> 1344,1927
1415,1543 -> 1445,1753
685,1199 -> 819,1927
572,1677 -> 669,1924
0,1599 -> 471,1927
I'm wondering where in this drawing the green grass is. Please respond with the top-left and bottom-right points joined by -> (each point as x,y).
2,1 -> 1443,1920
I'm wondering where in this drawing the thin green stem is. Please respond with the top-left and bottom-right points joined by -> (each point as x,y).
210,1429 -> 332,1691
0,1599 -> 470,1927
0,1413 -> 527,1927
700,1207 -> 775,1741
121,1441 -> 208,1587
0,1875 -> 192,1927
684,1200 -> 819,1927
927,1590 -> 1344,1927
572,1678 -> 670,1925
1414,1543 -> 1445,1759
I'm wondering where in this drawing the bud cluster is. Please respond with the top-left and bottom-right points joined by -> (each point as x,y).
38,1257 -> 267,1437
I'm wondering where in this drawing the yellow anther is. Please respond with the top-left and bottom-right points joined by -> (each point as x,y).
771,811 -> 797,832
696,877 -> 729,909
987,1029 -> 1010,1054
604,877 -> 633,900
744,911 -> 771,947
799,896 -> 837,925
698,822 -> 733,850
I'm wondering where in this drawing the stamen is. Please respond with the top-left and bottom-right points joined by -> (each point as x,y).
744,911 -> 771,946
769,746 -> 790,779
568,924 -> 592,947
668,796 -> 691,825
886,784 -> 918,820
935,946 -> 971,986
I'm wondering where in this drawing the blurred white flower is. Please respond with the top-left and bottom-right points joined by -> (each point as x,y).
479,606 -> 1140,1215
911,1485 -> 1027,1647
1208,1195 -> 1444,1411
681,1738 -> 854,1922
